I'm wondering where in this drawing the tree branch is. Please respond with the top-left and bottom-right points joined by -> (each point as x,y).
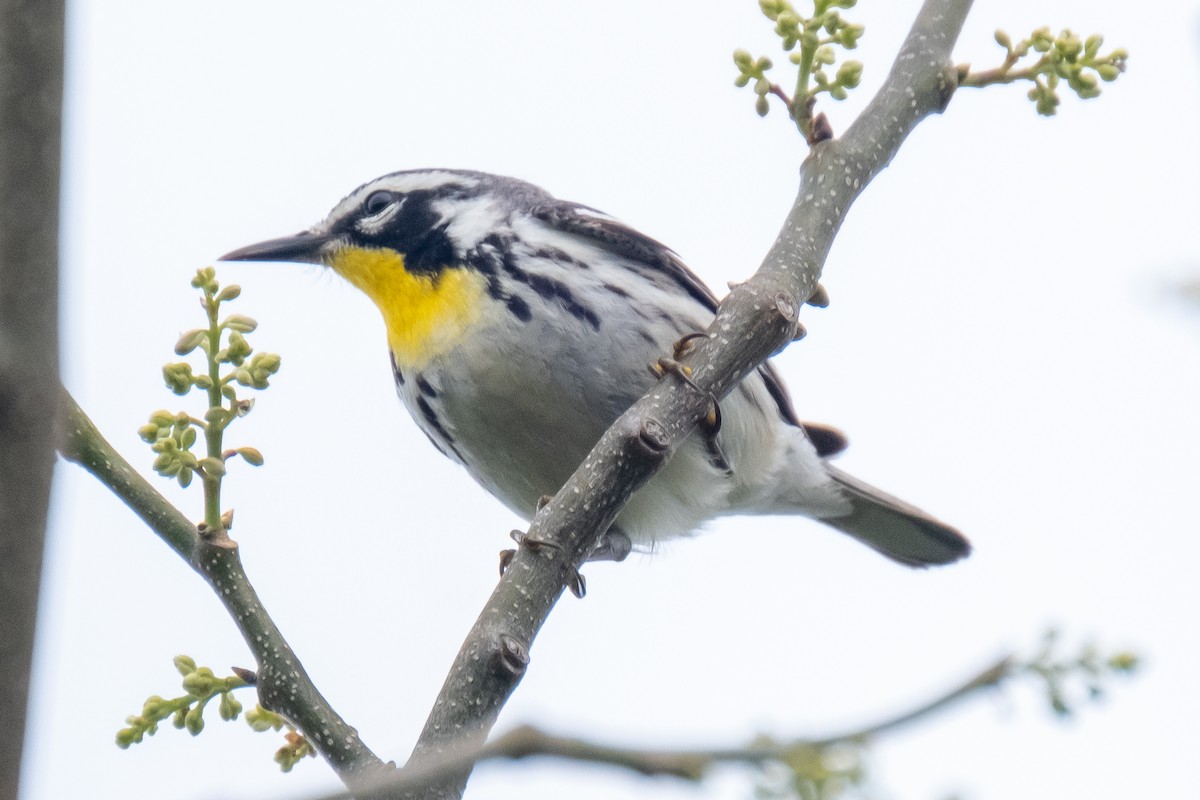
0,2 -> 64,797
58,392 -> 392,793
406,1 -> 974,797
307,654 -> 1013,799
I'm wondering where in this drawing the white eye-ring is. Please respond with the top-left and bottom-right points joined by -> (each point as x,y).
357,191 -> 403,234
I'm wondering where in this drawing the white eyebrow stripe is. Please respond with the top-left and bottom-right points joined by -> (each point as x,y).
322,171 -> 482,229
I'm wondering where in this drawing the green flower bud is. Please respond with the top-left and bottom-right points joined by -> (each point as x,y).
177,466 -> 194,488
245,704 -> 283,732
254,352 -> 281,373
174,655 -> 197,676
215,284 -> 242,302
755,95 -> 770,116
839,23 -> 864,49
815,45 -> 835,65
149,410 -> 175,427
141,695 -> 168,718
115,727 -> 142,748
184,705 -> 205,736
163,363 -> 194,395
179,426 -> 197,449
1084,34 -> 1103,59
137,424 -> 160,443
758,0 -> 785,18
182,669 -> 215,696
733,49 -> 752,69
191,267 -> 216,290
194,375 -> 213,390
172,707 -> 188,728
219,692 -> 243,721
1095,63 -> 1122,82
221,314 -> 258,333
223,330 -> 253,366
734,74 -> 750,87
1031,27 -> 1053,52
174,329 -> 209,356
994,29 -> 1012,50
836,60 -> 862,89
236,447 -> 265,466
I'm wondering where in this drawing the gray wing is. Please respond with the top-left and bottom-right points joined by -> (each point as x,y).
532,202 -> 847,458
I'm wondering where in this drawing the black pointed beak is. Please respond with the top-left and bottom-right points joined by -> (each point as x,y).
219,230 -> 332,265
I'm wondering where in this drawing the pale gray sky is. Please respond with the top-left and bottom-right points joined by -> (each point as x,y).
27,2 -> 1200,799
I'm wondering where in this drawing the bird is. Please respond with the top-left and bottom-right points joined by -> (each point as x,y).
220,169 -> 970,567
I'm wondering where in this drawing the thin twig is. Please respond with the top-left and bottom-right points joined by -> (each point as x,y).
58,391 -> 390,792
304,654 -> 1014,800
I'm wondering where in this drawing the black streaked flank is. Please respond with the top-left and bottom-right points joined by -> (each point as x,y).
416,396 -> 452,441
416,374 -> 438,398
389,351 -> 405,386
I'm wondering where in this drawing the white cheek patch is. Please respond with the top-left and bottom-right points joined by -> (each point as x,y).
437,196 -> 507,252
355,199 -> 404,236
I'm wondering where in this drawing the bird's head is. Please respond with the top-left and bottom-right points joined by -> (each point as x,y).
220,169 -> 547,368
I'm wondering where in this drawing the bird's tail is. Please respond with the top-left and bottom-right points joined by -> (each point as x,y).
820,465 -> 971,567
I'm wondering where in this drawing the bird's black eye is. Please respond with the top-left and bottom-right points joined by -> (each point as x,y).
363,191 -> 396,216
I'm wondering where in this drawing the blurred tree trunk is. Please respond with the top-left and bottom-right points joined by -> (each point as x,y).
0,1 -> 65,798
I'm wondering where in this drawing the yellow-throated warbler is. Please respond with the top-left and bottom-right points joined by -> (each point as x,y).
221,169 -> 969,566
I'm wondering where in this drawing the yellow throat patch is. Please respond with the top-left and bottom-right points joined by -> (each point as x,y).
328,245 -> 486,370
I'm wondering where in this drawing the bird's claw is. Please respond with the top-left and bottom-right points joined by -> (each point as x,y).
650,342 -> 730,475
566,568 -> 586,599
672,332 -> 710,360
649,357 -> 701,392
